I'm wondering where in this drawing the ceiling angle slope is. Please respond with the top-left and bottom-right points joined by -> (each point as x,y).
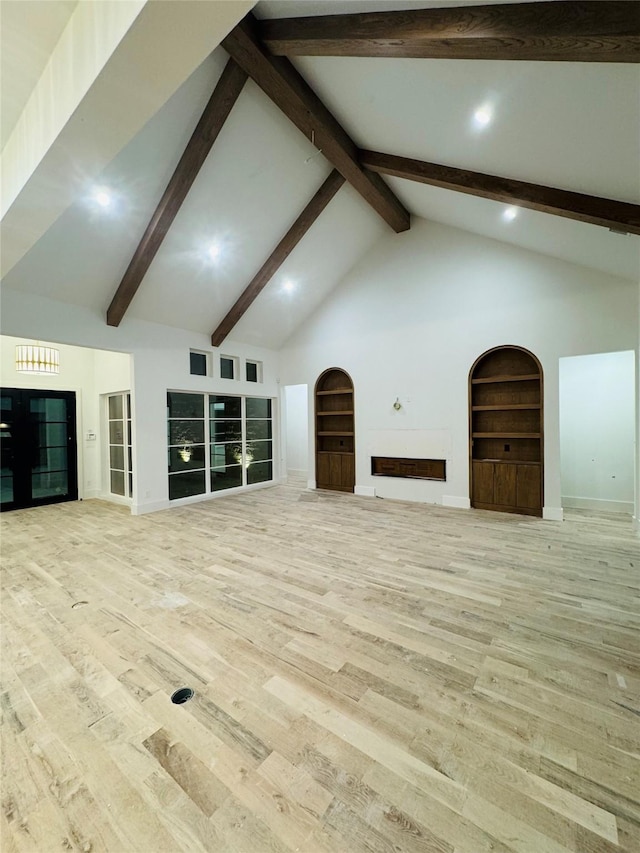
107,59 -> 248,327
210,169 -> 346,347
222,14 -> 410,234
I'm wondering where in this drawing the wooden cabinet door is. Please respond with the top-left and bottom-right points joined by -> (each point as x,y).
329,454 -> 342,488
316,454 -> 330,488
317,453 -> 355,492
472,461 -> 494,504
341,454 -> 355,490
517,464 -> 542,511
494,463 -> 517,507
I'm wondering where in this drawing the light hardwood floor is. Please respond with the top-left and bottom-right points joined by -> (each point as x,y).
1,483 -> 639,853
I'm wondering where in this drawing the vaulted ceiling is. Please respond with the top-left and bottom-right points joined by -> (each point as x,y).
2,0 -> 639,350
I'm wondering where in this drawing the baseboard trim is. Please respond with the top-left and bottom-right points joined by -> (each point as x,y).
543,506 -> 564,521
307,479 -> 316,490
94,493 -> 132,508
132,480 -> 275,515
442,496 -> 470,509
355,485 -> 375,498
562,496 -> 634,514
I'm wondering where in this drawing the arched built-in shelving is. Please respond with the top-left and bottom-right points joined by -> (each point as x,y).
315,368 -> 355,493
469,345 -> 543,517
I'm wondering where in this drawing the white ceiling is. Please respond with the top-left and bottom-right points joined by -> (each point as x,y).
1,0 -> 638,350
0,0 -> 78,149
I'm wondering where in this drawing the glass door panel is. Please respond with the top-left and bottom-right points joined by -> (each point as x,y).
0,389 -> 77,511
1,395 -> 14,506
30,396 -> 70,499
107,393 -> 133,499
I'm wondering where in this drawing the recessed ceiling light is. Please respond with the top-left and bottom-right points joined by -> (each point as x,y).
207,242 -> 221,261
473,105 -> 493,129
92,187 -> 113,208
282,280 -> 295,293
503,206 -> 519,222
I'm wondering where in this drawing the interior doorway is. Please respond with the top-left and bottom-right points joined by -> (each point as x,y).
1,388 -> 78,511
559,351 -> 635,514
283,384 -> 309,481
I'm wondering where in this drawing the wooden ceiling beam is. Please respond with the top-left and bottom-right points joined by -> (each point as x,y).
221,14 -> 410,233
211,169 -> 345,347
359,150 -> 640,234
107,60 -> 247,327
260,2 -> 640,62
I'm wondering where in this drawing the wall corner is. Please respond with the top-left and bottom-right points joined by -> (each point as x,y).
543,506 -> 564,521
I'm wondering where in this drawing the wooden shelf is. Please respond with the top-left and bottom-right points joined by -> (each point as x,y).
471,373 -> 540,385
316,410 -> 353,416
316,389 -> 352,396
317,431 -> 354,436
473,432 -> 540,439
475,459 -> 540,465
472,404 -> 540,411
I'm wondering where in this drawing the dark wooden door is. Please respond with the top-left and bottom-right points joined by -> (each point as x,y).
1,388 -> 78,512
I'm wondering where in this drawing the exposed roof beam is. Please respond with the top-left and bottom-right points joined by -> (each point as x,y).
221,14 -> 410,233
260,2 -> 640,62
211,169 -> 345,347
107,59 -> 247,327
360,150 -> 640,235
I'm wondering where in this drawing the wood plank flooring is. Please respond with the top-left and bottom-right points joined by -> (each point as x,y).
1,482 -> 639,852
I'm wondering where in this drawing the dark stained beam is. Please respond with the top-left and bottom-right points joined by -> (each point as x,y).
221,14 -> 410,233
360,149 -> 640,235
107,60 -> 248,327
211,169 -> 345,347
260,2 -> 640,62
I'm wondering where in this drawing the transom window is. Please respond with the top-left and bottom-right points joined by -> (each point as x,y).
189,350 -> 208,376
167,392 -> 273,500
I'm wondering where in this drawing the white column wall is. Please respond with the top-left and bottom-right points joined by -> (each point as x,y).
283,384 -> 309,476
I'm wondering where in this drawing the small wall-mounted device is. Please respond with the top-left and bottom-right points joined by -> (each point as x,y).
86,431 -> 96,442
393,398 -> 402,410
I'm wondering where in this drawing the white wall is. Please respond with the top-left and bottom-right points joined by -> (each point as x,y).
4,222 -> 638,519
283,384 -> 309,476
559,351 -> 635,513
1,291 -> 280,513
0,335 -> 130,500
279,219 -> 638,518
637,281 -> 640,531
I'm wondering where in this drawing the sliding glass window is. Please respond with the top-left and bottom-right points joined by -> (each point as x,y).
167,392 -> 274,499
246,397 -> 273,485
167,392 -> 206,499
210,396 -> 242,492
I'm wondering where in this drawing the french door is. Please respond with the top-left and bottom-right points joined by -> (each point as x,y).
1,388 -> 78,511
